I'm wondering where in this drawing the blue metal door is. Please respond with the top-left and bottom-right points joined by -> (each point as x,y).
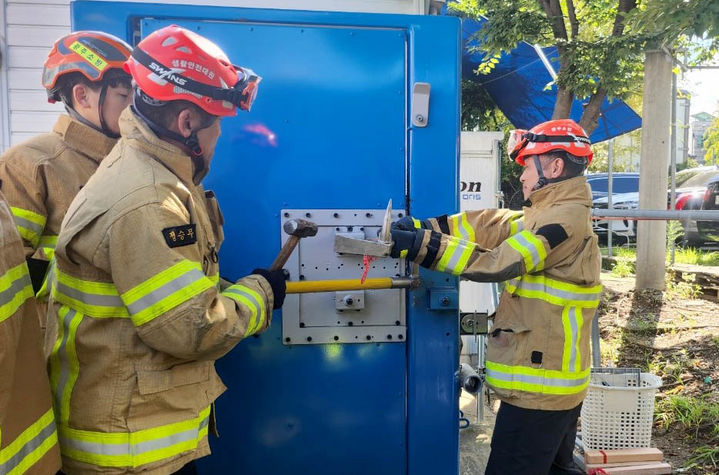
72,3 -> 461,474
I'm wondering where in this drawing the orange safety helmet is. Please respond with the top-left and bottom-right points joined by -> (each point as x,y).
43,31 -> 132,103
124,25 -> 260,116
508,119 -> 593,167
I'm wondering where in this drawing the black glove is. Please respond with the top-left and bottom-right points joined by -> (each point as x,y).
391,215 -> 430,231
390,228 -> 422,259
252,268 -> 289,309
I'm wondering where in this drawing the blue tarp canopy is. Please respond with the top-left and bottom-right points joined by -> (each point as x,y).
460,17 -> 642,143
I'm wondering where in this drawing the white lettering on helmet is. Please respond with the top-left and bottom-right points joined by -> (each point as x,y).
148,61 -> 187,86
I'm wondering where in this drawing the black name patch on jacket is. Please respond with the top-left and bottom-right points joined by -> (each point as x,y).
162,224 -> 197,248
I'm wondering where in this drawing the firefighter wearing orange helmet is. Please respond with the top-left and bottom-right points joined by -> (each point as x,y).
47,25 -> 284,475
0,31 -> 132,312
392,119 -> 600,475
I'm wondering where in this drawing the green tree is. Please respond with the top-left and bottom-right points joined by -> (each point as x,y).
452,0 -> 645,135
704,117 -> 719,165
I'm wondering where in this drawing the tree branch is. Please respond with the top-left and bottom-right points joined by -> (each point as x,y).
566,0 -> 579,40
537,0 -> 568,41
612,0 -> 637,37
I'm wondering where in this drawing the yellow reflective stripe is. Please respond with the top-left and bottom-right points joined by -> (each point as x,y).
0,409 -> 58,475
436,236 -> 476,275
222,284 -> 266,336
58,406 -> 210,469
411,218 -> 421,228
505,230 -> 547,272
505,274 -> 602,308
121,260 -> 215,326
400,249 -> 408,258
561,306 -> 583,373
0,262 -> 34,323
52,270 -> 128,318
39,235 -> 58,249
11,207 -> 46,248
36,259 -> 55,301
485,360 -> 590,396
509,217 -> 524,236
49,306 -> 83,423
448,212 -> 476,242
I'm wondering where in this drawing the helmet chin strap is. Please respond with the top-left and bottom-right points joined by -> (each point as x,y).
131,89 -> 210,184
63,81 -> 120,139
531,155 -> 567,191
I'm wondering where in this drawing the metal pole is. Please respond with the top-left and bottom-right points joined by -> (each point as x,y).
591,309 -> 601,368
592,209 -> 719,220
670,70 -> 678,264
607,139 -> 614,256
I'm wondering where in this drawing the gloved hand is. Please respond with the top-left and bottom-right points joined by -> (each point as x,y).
252,268 -> 289,309
391,215 -> 431,232
390,227 -> 421,259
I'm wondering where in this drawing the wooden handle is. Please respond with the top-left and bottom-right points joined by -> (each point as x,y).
270,235 -> 300,270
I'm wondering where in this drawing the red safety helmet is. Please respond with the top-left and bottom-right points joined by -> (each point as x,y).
43,31 -> 132,103
508,119 -> 593,167
124,25 -> 260,116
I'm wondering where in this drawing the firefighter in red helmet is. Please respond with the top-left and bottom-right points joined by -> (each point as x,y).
392,119 -> 601,475
47,25 -> 284,475
0,31 -> 132,315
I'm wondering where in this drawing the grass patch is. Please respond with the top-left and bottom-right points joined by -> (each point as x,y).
655,394 -> 719,434
685,445 -> 719,471
601,247 -> 719,266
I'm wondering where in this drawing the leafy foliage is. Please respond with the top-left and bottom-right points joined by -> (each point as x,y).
703,117 -> 719,164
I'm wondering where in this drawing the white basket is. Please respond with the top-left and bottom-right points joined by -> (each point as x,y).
581,371 -> 663,450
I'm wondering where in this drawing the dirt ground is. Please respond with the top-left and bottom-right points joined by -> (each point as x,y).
459,270 -> 719,474
597,271 -> 719,474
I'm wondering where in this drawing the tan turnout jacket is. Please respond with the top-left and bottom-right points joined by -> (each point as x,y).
418,177 -> 601,410
47,108 -> 274,474
0,192 -> 61,475
0,115 -> 116,260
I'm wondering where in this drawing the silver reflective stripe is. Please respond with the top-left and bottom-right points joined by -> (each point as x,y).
0,417 -> 57,474
55,281 -> 124,308
512,232 -> 541,269
568,307 -> 579,371
507,278 -> 600,303
445,240 -> 472,274
59,416 -> 209,456
516,220 -> 524,233
125,269 -> 207,315
54,308 -> 76,416
13,215 -> 43,237
224,286 -> 262,319
486,368 -> 589,388
456,214 -> 470,240
0,271 -> 31,306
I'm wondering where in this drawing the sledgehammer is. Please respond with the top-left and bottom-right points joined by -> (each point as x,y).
270,219 -> 318,270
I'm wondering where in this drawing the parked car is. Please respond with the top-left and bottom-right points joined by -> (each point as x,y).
589,167 -> 719,246
586,172 -> 640,243
586,172 -> 640,201
670,166 -> 719,245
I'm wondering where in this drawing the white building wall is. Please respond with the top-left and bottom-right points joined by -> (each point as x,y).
2,0 -> 70,149
0,0 -> 437,152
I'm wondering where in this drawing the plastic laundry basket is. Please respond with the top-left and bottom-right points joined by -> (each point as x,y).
581,368 -> 663,450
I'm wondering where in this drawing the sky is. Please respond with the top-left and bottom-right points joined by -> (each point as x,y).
682,57 -> 719,117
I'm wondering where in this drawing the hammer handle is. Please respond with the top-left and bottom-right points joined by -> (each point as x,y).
271,235 -> 300,270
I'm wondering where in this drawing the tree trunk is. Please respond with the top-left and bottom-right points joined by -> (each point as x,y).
578,88 -> 607,134
636,50 -> 673,290
552,86 -> 574,119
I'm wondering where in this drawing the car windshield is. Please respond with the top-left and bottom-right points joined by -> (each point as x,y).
677,170 -> 719,188
586,175 -> 639,194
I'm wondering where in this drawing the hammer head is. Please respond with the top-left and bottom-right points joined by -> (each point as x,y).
283,218 -> 318,238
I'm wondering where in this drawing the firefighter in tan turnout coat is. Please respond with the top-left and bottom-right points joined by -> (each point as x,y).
47,25 -> 286,475
391,119 -> 601,475
0,31 -> 132,301
0,190 -> 61,475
